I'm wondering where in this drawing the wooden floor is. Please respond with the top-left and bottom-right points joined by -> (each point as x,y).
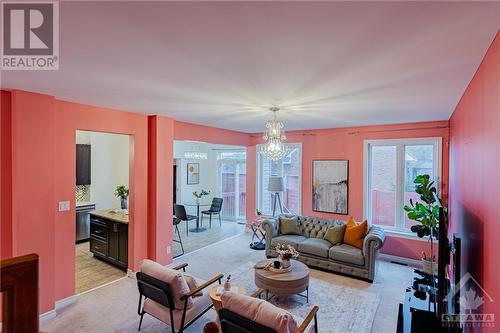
75,242 -> 126,294
172,219 -> 246,257
75,220 -> 244,293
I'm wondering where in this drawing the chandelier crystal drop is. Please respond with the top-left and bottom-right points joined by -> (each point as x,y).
258,107 -> 289,161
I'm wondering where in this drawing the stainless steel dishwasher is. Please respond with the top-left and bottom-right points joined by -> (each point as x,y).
76,203 -> 96,243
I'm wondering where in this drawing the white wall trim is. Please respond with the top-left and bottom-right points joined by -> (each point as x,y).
379,253 -> 421,268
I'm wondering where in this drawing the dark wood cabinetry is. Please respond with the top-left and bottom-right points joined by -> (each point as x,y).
76,144 -> 91,185
89,214 -> 128,269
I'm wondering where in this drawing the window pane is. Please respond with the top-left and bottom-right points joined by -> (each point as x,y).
370,146 -> 397,227
404,145 -> 434,229
257,145 -> 301,215
283,148 -> 300,215
220,162 -> 236,218
238,162 -> 246,218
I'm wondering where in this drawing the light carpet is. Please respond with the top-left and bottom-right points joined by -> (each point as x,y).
228,262 -> 381,333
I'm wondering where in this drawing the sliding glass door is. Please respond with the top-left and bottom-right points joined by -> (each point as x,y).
218,151 -> 247,220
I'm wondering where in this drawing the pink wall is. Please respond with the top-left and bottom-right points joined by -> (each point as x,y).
1,89 -> 175,314
148,115 -> 175,265
1,90 -> 12,260
449,32 -> 500,330
53,98 -> 152,302
10,91 -> 56,313
247,121 -> 450,259
173,120 -> 250,146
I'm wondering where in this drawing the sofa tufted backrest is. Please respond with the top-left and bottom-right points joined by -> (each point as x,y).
295,215 -> 346,239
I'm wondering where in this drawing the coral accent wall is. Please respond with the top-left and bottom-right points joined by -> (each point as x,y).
148,115 -> 174,265
247,121 -> 450,259
173,120 -> 250,146
449,32 -> 500,329
1,90 -> 12,260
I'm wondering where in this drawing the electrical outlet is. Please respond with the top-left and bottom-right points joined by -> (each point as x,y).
166,245 -> 171,254
58,201 -> 70,212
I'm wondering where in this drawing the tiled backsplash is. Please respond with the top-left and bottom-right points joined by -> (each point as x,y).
76,185 -> 91,202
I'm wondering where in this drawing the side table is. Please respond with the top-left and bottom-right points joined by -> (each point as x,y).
209,285 -> 246,318
246,218 -> 267,250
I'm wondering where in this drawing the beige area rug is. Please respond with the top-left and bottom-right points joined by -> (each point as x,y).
42,233 -> 402,333
228,262 -> 381,333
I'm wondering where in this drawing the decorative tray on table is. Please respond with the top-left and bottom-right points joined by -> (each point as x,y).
267,266 -> 292,274
255,261 -> 292,274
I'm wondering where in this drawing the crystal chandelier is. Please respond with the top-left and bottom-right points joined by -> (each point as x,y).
184,151 -> 208,160
258,107 -> 289,161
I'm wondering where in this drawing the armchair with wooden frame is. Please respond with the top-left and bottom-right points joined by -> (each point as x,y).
207,289 -> 319,333
137,262 -> 223,333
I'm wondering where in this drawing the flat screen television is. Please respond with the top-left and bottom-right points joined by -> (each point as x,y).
437,206 -> 461,323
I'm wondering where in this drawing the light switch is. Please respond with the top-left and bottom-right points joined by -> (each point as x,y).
166,245 -> 171,254
58,201 -> 70,212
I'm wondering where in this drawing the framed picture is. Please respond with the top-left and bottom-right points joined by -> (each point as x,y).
312,160 -> 348,214
187,163 -> 200,185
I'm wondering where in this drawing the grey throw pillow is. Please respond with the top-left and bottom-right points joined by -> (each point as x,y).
323,225 -> 346,245
279,216 -> 300,235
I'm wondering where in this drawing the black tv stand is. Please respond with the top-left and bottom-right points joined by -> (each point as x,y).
397,270 -> 445,333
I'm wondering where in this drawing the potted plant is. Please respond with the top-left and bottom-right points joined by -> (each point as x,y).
192,189 -> 210,204
274,243 -> 299,268
403,174 -> 445,275
115,185 -> 129,210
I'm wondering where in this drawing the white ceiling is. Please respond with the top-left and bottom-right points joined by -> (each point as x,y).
2,1 -> 499,132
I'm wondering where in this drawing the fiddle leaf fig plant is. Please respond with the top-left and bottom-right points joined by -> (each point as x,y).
404,174 -> 446,275
403,174 -> 441,239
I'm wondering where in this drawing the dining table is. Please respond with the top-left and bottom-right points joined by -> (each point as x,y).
184,202 -> 211,232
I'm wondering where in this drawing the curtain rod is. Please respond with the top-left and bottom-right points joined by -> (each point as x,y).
347,125 -> 449,135
249,125 -> 448,137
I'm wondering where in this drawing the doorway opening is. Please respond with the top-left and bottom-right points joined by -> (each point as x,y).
172,141 -> 247,257
75,130 -> 130,294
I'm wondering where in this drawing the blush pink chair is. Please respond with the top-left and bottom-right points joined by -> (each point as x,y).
213,291 -> 318,333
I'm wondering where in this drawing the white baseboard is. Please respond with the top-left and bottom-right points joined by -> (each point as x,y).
379,253 -> 421,268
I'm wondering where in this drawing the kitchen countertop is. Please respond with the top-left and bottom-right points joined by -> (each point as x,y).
90,209 -> 129,224
76,201 -> 95,207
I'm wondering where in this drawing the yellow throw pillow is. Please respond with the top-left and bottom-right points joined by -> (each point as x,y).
343,217 -> 367,249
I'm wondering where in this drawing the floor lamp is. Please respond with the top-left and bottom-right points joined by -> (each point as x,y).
268,176 -> 284,216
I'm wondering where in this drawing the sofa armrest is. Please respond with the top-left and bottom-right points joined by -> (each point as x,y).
261,217 -> 278,238
261,217 -> 278,254
363,226 -> 385,254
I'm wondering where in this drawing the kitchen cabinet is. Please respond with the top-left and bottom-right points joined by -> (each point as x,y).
76,144 -> 91,185
89,212 -> 128,269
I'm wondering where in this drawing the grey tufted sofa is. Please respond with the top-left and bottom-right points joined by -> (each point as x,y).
262,215 -> 385,282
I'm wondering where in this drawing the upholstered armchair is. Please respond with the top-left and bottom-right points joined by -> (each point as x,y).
137,260 -> 223,333
205,291 -> 319,333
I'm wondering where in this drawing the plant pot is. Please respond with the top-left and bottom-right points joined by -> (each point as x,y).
281,259 -> 291,269
422,258 -> 437,275
120,197 -> 128,210
195,198 -> 200,205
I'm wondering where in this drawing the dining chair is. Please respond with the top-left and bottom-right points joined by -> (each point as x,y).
172,217 -> 184,257
201,198 -> 223,228
174,204 -> 197,237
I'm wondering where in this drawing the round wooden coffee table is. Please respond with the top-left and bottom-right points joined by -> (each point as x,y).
254,259 -> 310,302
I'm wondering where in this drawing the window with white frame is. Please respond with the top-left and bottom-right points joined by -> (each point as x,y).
364,138 -> 442,232
257,143 -> 302,215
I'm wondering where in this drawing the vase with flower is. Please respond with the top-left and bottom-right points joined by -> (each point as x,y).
193,189 -> 210,205
274,243 -> 299,269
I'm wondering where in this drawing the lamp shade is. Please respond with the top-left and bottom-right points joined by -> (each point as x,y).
268,177 -> 284,192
